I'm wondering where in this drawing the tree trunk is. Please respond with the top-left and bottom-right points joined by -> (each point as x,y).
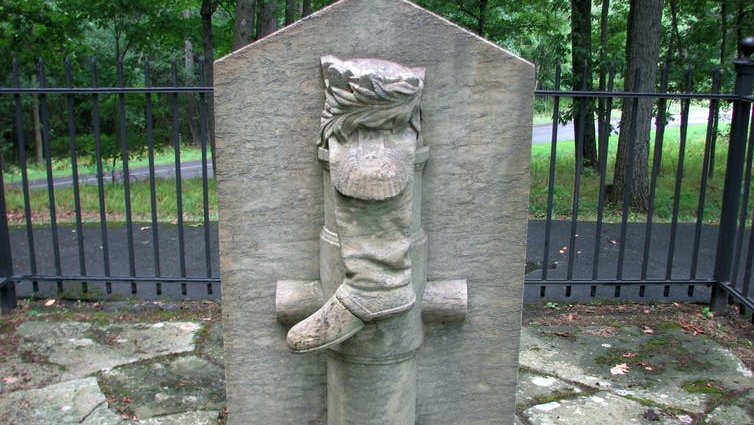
257,0 -> 279,39
233,0 -> 256,50
720,0 -> 728,65
302,0 -> 312,17
184,34 -> 199,146
285,0 -> 298,26
31,75 -> 43,164
478,0 -> 488,37
570,0 -> 598,170
597,0 -> 610,165
610,0 -> 664,211
735,0 -> 745,57
201,0 -> 216,142
668,0 -> 686,63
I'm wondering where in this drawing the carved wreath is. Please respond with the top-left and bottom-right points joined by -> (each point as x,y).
319,65 -> 423,149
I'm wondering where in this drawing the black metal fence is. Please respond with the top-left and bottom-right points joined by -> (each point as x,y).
1,48 -> 753,313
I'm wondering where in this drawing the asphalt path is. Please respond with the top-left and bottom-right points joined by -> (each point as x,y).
532,109 -> 731,145
10,110 -> 729,189
8,220 -> 723,302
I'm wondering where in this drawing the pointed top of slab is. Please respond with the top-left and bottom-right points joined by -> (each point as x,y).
215,0 -> 532,72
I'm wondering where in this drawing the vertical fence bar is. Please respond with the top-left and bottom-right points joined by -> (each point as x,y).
13,59 -> 38,291
144,60 -> 162,295
65,59 -> 88,293
567,65 -> 588,280
592,64 -> 616,280
171,61 -> 188,295
199,59 -> 213,295
712,38 -> 754,311
730,107 -> 754,287
38,59 -> 63,292
0,137 -> 15,313
541,64 -> 561,281
741,208 -> 754,303
617,67 -> 642,280
665,67 -> 693,280
690,68 -> 721,279
117,61 -> 137,294
91,59 -> 111,294
641,63 -> 669,280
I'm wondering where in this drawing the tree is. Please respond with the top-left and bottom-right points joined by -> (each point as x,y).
257,0 -> 279,38
302,0 -> 313,17
286,0 -> 299,26
610,0 -> 664,211
201,0 -> 216,139
569,0 -> 598,170
232,0 -> 255,50
0,0 -> 86,164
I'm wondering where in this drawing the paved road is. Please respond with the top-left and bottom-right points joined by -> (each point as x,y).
9,220 -> 723,303
532,109 -> 731,144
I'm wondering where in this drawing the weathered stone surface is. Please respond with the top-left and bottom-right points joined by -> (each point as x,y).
136,411 -> 221,425
99,356 -> 225,420
0,377 -> 122,424
214,0 -> 533,423
519,326 -> 754,414
523,391 -> 687,425
15,321 -> 201,380
515,371 -> 584,406
196,322 -> 224,367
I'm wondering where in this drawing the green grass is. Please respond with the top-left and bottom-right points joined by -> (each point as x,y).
0,122 -> 739,226
4,177 -> 217,224
530,123 -> 732,224
2,146 -> 210,185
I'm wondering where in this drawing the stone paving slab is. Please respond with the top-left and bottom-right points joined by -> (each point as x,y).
518,325 -> 754,416
14,321 -> 201,381
1,314 -> 751,424
99,355 -> 225,420
134,411 -> 220,425
523,391 -> 690,425
0,377 -> 122,425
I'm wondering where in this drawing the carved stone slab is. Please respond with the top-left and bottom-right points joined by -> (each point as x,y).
214,0 -> 534,424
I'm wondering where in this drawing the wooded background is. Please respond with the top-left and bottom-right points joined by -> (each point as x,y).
1,0 -> 753,212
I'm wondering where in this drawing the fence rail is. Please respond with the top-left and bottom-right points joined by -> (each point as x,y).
1,50 -> 753,313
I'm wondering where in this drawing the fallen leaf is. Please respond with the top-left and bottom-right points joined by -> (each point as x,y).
610,363 -> 630,375
644,366 -> 654,371
2,376 -> 18,384
44,299 -> 56,307
140,226 -> 151,231
642,326 -> 654,334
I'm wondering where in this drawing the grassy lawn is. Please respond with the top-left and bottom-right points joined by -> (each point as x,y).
1,121 -> 739,226
530,123 -> 731,224
1,146 -> 210,186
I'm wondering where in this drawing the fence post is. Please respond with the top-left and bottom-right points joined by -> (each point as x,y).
712,37 -> 754,312
0,155 -> 16,314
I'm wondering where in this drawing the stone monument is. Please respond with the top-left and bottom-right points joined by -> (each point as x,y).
214,0 -> 534,424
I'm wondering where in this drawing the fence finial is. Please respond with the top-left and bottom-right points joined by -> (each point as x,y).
740,36 -> 754,59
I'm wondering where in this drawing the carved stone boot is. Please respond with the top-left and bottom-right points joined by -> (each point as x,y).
286,294 -> 365,353
287,55 -> 424,353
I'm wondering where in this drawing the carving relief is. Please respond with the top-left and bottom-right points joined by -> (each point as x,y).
287,56 -> 426,353
275,55 -> 467,425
